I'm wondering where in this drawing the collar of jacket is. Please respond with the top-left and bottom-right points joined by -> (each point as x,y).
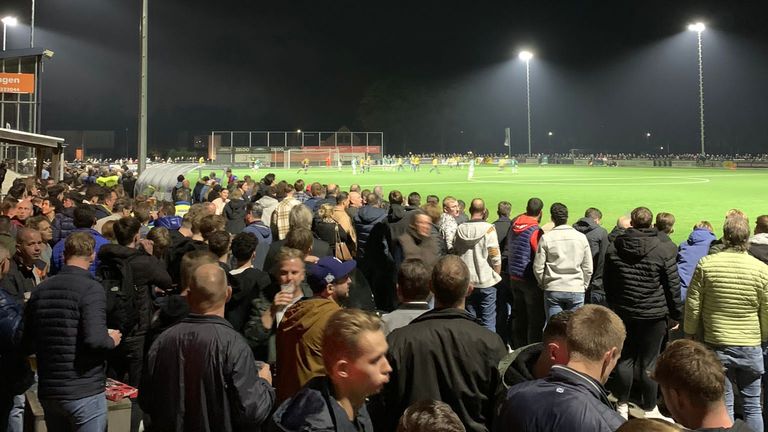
549,365 -> 614,408
410,307 -> 476,324
59,265 -> 96,279
182,313 -> 234,328
75,227 -> 105,239
397,302 -> 431,311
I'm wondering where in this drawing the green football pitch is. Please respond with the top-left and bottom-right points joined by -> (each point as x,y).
188,165 -> 767,244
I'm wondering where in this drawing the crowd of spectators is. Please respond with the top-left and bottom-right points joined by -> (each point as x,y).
0,163 -> 767,432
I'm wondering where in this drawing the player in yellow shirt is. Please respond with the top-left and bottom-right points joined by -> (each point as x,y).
397,157 -> 404,172
298,157 -> 310,174
498,156 -> 508,171
429,157 -> 440,174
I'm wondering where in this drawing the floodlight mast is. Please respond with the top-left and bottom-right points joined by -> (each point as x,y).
2,16 -> 18,51
519,51 -> 533,155
688,22 -> 706,156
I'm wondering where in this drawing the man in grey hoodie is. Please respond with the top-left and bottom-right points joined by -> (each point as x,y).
453,198 -> 502,331
749,215 -> 768,264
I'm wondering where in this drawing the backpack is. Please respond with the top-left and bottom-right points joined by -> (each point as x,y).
97,255 -> 139,336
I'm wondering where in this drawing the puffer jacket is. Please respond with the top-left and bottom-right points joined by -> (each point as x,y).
0,289 -> 34,397
497,365 -> 625,432
749,233 -> 768,265
51,228 -> 110,276
224,198 -> 248,234
507,215 -> 542,282
677,228 -> 716,300
454,220 -> 502,288
353,205 -> 387,259
51,207 -> 76,245
22,265 -> 115,400
604,228 -> 683,321
684,250 -> 768,346
572,217 -> 609,293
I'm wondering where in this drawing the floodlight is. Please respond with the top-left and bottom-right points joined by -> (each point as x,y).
518,51 -> 533,61
688,22 -> 705,32
1,16 -> 18,26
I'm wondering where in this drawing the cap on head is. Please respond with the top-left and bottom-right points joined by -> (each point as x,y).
306,257 -> 357,293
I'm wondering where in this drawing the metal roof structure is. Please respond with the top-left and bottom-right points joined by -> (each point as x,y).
135,163 -> 202,201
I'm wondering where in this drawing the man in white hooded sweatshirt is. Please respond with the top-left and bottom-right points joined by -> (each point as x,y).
453,198 -> 502,331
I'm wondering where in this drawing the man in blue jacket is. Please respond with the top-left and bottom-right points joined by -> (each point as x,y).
23,232 -> 122,431
496,304 -> 626,432
50,206 -> 110,276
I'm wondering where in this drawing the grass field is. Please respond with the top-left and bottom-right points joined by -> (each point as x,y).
188,165 -> 768,244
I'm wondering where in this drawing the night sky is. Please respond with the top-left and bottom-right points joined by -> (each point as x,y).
2,0 -> 768,155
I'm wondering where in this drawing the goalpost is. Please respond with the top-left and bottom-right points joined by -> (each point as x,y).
283,148 -> 341,169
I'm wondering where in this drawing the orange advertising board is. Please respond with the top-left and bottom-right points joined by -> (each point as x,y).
0,73 -> 36,94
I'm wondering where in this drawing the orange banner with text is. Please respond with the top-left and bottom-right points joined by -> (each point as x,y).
0,73 -> 36,94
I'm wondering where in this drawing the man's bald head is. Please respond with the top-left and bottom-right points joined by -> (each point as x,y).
188,263 -> 229,314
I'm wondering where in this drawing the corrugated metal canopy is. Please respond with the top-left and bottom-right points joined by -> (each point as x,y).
135,163 -> 202,201
0,128 -> 64,149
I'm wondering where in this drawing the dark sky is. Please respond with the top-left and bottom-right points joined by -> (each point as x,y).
3,0 -> 768,155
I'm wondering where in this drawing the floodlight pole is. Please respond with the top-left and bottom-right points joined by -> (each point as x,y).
695,30 -> 705,156
138,0 -> 148,174
524,59 -> 532,156
30,0 -> 35,47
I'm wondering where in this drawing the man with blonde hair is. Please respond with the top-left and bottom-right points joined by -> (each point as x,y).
271,309 -> 391,431
652,339 -> 747,431
497,304 -> 626,432
141,264 -> 275,431
437,196 -> 460,252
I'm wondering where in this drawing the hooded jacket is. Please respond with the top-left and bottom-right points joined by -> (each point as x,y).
51,228 -> 110,276
353,205 -> 387,259
533,225 -> 593,293
154,215 -> 183,231
507,215 -> 543,281
275,298 -> 341,403
270,376 -> 374,432
499,343 -> 541,389
604,228 -> 683,321
497,365 -> 625,432
454,220 -> 502,288
572,217 -> 609,293
224,198 -> 248,234
677,228 -> 717,300
749,233 -> 768,265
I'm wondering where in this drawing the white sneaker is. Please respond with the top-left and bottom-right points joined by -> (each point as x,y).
643,406 -> 674,423
617,403 -> 629,420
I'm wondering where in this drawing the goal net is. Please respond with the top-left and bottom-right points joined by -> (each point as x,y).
283,148 -> 341,169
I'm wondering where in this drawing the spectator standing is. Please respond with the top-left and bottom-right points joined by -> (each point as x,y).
211,187 -> 230,215
453,198 -> 502,331
508,197 -> 545,348
51,206 -> 110,276
353,193 -> 387,259
1,228 -> 44,303
22,232 -> 122,432
437,196 -> 460,253
271,309 -> 390,432
533,203 -> 592,319
381,259 -> 431,335
141,264 -> 275,431
243,202 -> 272,270
375,255 -> 506,432
332,192 -> 358,254
397,401 -> 465,432
685,215 -> 768,432
223,188 -> 247,234
748,215 -> 768,264
496,305 -> 626,432
272,181 -> 300,240
572,207 -> 609,305
227,233 -> 271,333
275,257 -> 356,402
604,207 -> 682,420
677,221 -> 716,301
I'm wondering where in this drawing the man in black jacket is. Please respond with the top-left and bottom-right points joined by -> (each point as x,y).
98,217 -> 172,390
496,305 -> 626,432
141,263 -> 275,431
604,207 -> 682,420
373,255 -> 507,432
23,232 -> 122,431
573,207 -> 609,305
